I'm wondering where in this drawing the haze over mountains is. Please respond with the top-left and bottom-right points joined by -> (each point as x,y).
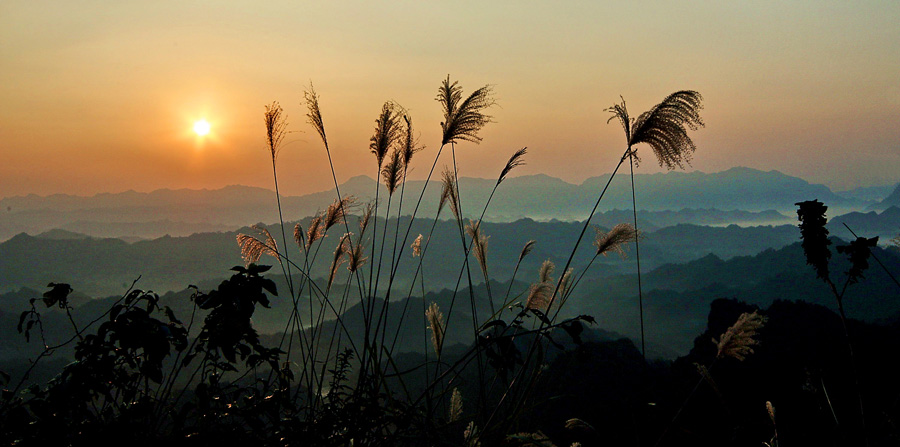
2,167 -> 889,241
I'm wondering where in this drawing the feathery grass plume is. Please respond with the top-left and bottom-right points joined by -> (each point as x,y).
767,401 -> 776,425
358,202 -> 375,235
441,167 -> 461,221
890,234 -> 900,250
426,302 -> 445,357
607,91 -> 704,169
518,240 -> 537,263
796,200 -> 832,281
401,114 -> 424,168
237,225 -> 279,266
381,148 -> 404,195
437,75 -> 496,145
593,223 -> 639,258
714,310 -> 768,361
327,233 -> 351,291
324,196 -> 356,232
293,222 -> 305,249
305,214 -> 324,251
449,388 -> 463,422
466,220 -> 490,279
304,82 -> 327,148
264,102 -> 288,162
498,147 -> 527,186
539,259 -> 555,283
411,234 -> 423,257
557,267 -> 574,300
348,241 -> 367,273
369,101 -> 403,167
464,422 -> 482,447
525,282 -> 552,311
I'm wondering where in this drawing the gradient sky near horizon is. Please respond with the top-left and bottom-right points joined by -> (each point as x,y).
2,1 -> 899,198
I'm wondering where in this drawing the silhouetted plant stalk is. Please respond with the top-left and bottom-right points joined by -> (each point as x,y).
796,199 -> 878,445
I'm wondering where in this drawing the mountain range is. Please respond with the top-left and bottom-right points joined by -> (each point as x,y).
1,167 -> 884,241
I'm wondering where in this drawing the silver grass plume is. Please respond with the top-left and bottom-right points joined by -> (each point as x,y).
327,233 -> 351,291
539,259 -> 555,283
464,422 -> 482,447
348,241 -> 367,273
304,82 -> 327,148
401,114 -> 424,168
411,234 -> 423,257
498,147 -> 527,186
607,91 -> 704,170
518,240 -> 537,264
714,311 -> 767,361
426,302 -> 445,357
449,388 -> 463,422
525,282 -> 552,311
237,224 -> 279,266
264,102 -> 288,162
440,167 -> 461,221
306,214 -> 324,251
293,222 -> 305,250
359,202 -> 375,235
437,75 -> 496,145
324,196 -> 356,232
594,223 -> 639,258
370,101 -> 403,167
466,220 -> 490,279
381,148 -> 403,196
556,267 -> 574,301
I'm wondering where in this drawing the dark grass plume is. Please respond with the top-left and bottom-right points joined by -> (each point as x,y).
437,75 -> 496,145
370,101 -> 403,167
607,91 -> 704,169
498,147 -> 527,185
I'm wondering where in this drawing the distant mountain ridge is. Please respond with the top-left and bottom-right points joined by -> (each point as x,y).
0,167 -> 872,240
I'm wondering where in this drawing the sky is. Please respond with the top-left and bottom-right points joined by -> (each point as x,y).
2,1 -> 899,198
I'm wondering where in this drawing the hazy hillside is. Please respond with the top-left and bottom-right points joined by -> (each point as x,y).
0,217 -> 800,297
0,167 -> 863,241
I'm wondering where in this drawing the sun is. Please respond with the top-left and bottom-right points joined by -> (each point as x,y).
193,119 -> 211,136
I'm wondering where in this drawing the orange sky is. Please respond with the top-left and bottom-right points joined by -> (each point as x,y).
2,1 -> 899,198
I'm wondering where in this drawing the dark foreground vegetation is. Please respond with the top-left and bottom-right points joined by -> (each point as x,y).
2,79 -> 899,446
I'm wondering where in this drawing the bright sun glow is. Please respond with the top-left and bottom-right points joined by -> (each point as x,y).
193,119 -> 211,136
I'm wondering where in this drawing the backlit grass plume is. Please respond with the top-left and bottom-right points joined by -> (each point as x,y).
607,91 -> 704,169
411,234 -> 423,258
466,220 -> 490,280
324,196 -> 356,232
304,83 -> 327,148
348,241 -> 367,273
714,310 -> 767,361
370,101 -> 403,167
264,102 -> 288,162
594,223 -> 638,258
437,75 -> 496,145
327,233 -> 351,292
359,202 -> 374,235
305,214 -> 324,251
237,224 -> 279,265
440,167 -> 461,221
426,302 -> 445,357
